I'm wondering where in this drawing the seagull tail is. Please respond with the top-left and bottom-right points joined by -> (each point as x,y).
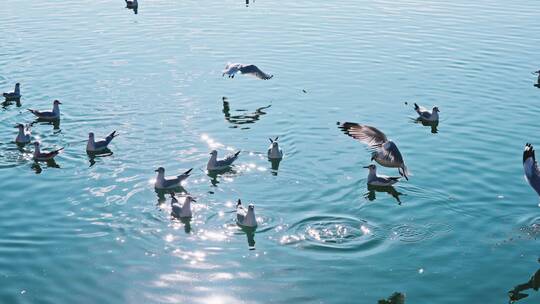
53,147 -> 65,154
27,109 -> 38,115
399,165 -> 410,181
414,103 -> 419,110
106,131 -> 118,143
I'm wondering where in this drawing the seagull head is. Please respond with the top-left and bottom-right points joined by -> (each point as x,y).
15,83 -> 20,87
14,123 -> 24,129
210,150 -> 218,156
432,106 -> 440,113
185,195 -> 196,203
155,167 -> 165,173
88,132 -> 94,139
248,204 -> 255,210
363,164 -> 377,171
53,100 -> 62,105
33,141 -> 40,147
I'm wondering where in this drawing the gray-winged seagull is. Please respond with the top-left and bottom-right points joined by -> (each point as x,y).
28,100 -> 61,120
414,103 -> 440,122
154,167 -> 193,190
170,193 -> 195,218
15,124 -> 31,144
222,63 -> 273,80
3,83 -> 21,100
33,142 -> 63,161
236,199 -> 257,228
364,164 -> 401,186
207,150 -> 240,171
267,137 -> 283,160
87,131 -> 118,152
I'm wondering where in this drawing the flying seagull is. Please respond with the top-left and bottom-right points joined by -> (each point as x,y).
222,63 -> 273,80
339,122 -> 409,180
28,100 -> 61,120
86,131 -> 118,152
523,143 -> 540,197
154,167 -> 193,190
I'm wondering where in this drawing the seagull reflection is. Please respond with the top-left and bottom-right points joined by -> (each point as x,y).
222,97 -> 271,129
269,158 -> 281,175
378,292 -> 405,304
155,187 -> 188,201
31,159 -> 60,174
509,261 -> 540,303
414,118 -> 439,134
365,184 -> 404,205
1,99 -> 21,109
207,168 -> 237,187
31,118 -> 61,131
87,149 -> 114,167
239,226 -> 256,250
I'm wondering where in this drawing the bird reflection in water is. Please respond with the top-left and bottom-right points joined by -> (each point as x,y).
508,260 -> 540,303
31,159 -> 60,174
1,99 -> 21,109
207,168 -> 236,187
269,158 -> 281,176
31,118 -> 61,131
222,97 -> 271,129
87,149 -> 113,167
378,292 -> 405,304
414,118 -> 439,134
365,184 -> 404,205
240,226 -> 256,250
155,187 -> 188,201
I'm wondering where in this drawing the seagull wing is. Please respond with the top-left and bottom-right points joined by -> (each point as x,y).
523,143 -> 540,195
236,205 -> 247,223
216,151 -> 240,167
379,141 -> 405,165
239,65 -> 273,80
338,122 -> 388,148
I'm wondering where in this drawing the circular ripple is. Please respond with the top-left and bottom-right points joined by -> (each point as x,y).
282,215 -> 384,252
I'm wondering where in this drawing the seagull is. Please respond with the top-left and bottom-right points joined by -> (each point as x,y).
86,131 -> 118,152
523,143 -> 540,196
28,100 -> 61,120
125,0 -> 138,13
267,137 -> 283,159
170,193 -> 195,218
154,167 -> 193,190
3,83 -> 21,100
33,142 -> 63,161
414,103 -> 440,122
207,150 -> 241,171
222,63 -> 273,80
236,199 -> 257,228
14,124 -> 31,144
339,122 -> 409,180
364,164 -> 401,186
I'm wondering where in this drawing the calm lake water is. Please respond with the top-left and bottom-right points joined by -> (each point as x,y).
1,0 -> 540,303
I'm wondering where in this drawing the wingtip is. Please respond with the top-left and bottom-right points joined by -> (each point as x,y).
184,168 -> 193,175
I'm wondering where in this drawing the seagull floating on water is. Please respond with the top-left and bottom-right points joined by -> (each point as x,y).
414,103 -> 440,122
236,199 -> 257,228
222,63 -> 273,80
3,83 -> 21,100
14,124 -> 31,144
87,131 -> 118,152
28,100 -> 61,120
364,164 -> 401,186
33,142 -> 63,161
339,122 -> 409,180
170,193 -> 195,218
267,137 -> 283,160
523,143 -> 540,197
207,150 -> 241,171
154,167 -> 193,190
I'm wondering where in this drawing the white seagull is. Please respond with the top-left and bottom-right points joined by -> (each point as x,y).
414,103 -> 440,122
207,150 -> 241,171
14,124 -> 31,144
267,137 -> 283,159
33,142 -> 63,161
170,193 -> 195,218
364,164 -> 401,186
86,131 -> 118,152
154,167 -> 192,190
236,199 -> 257,228
222,63 -> 273,80
3,83 -> 21,100
523,143 -> 540,197
28,100 -> 61,120
339,122 -> 409,180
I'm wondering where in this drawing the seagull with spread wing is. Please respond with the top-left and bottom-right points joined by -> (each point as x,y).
222,63 -> 273,80
339,122 -> 409,180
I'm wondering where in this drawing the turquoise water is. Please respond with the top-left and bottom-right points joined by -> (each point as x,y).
1,0 -> 540,303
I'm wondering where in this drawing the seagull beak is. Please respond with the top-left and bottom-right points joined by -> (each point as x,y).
154,169 -> 159,172
191,198 -> 197,202
363,166 -> 370,168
